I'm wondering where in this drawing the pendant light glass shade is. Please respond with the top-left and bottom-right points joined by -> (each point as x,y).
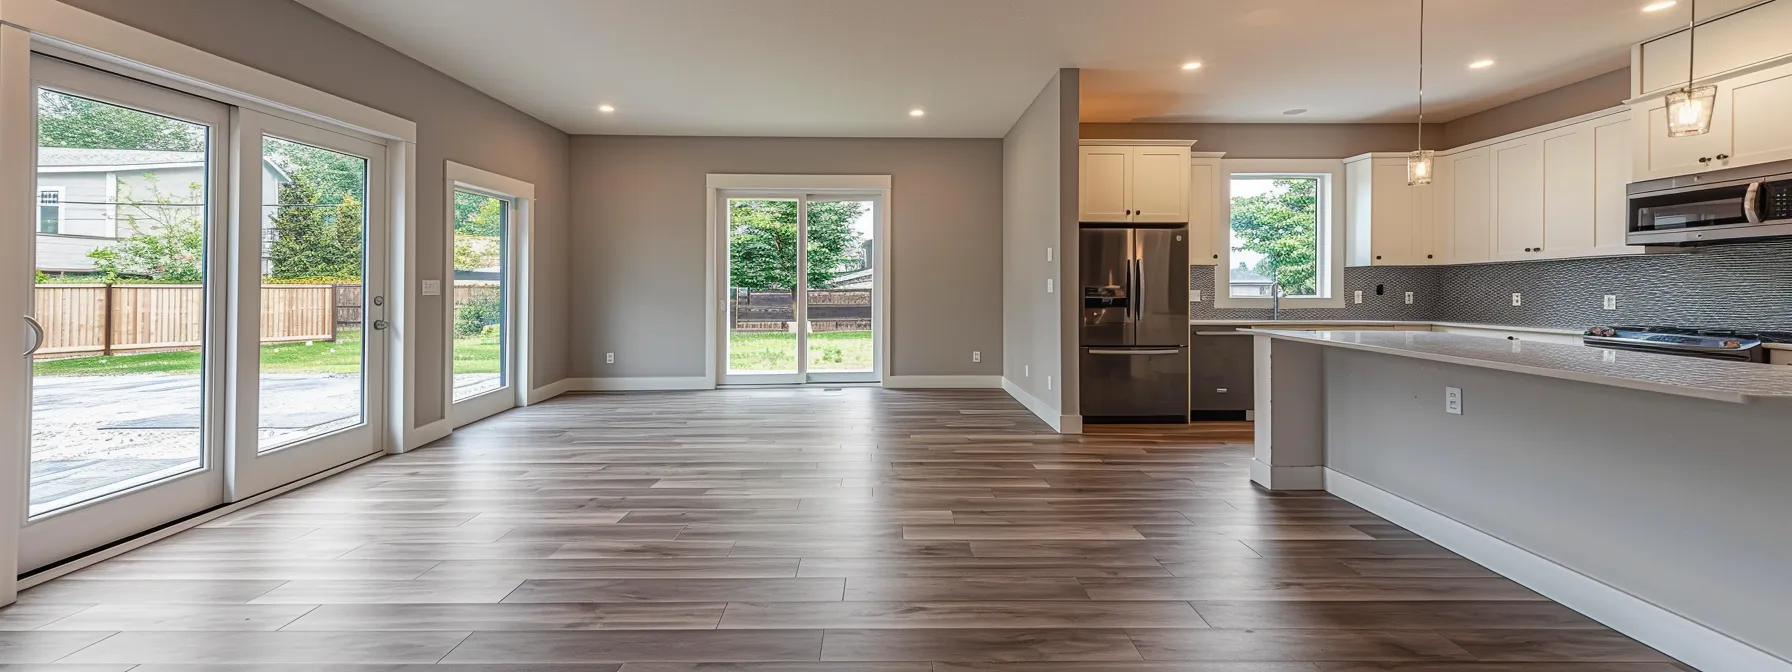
1407,150 -> 1435,186
1665,84 -> 1717,137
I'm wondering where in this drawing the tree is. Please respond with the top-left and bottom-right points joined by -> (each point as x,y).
87,174 -> 205,283
1229,179 -> 1319,296
38,90 -> 204,152
267,174 -> 363,280
727,200 -> 865,292
452,192 -> 504,272
263,137 -> 366,209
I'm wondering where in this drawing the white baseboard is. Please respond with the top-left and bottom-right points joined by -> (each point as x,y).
1250,459 -> 1323,490
884,375 -> 1001,389
564,377 -> 716,392
526,378 -> 574,404
402,419 -> 452,453
1325,468 -> 1791,672
1001,377 -> 1081,434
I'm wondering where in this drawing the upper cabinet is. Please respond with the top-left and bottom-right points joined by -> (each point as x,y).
1386,109 -> 1640,267
1344,155 -> 1433,266
1078,141 -> 1192,223
1630,0 -> 1792,180
1188,153 -> 1226,266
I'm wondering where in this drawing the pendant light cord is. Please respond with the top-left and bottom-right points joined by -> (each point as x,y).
1686,0 -> 1696,90
1417,0 -> 1425,151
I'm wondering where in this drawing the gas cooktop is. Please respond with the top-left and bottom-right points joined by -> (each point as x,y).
1583,325 -> 1782,363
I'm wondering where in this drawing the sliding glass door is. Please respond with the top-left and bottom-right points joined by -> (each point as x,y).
12,57 -> 390,571
721,192 -> 879,385
19,56 -> 230,571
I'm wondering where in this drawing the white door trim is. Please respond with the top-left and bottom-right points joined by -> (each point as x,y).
443,161 -> 534,430
705,176 -> 890,388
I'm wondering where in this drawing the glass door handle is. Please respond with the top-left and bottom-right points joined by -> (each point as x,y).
23,315 -> 43,357
372,319 -> 388,331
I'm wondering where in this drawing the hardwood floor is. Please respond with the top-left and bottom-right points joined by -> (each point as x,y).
3,387 -> 1689,670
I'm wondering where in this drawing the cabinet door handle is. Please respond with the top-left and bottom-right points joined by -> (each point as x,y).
1716,154 -> 1730,161
1427,254 -> 1434,259
1699,157 -> 1712,164
1375,255 -> 1383,260
1212,254 -> 1219,260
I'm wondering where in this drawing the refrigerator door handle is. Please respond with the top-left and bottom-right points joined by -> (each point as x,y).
1133,258 -> 1144,326
1087,348 -> 1181,356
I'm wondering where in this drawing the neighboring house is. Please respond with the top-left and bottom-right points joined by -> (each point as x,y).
35,147 -> 290,274
1229,263 -> 1274,298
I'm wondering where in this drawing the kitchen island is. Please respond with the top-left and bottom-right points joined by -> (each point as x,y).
1247,328 -> 1792,671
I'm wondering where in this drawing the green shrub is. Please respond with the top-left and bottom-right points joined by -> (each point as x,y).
454,293 -> 501,338
479,323 -> 502,340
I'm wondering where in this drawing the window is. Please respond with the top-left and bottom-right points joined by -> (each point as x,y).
37,187 -> 62,234
1215,160 -> 1345,309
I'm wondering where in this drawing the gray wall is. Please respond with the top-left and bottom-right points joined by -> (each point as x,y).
1443,69 -> 1632,148
62,0 -> 574,427
566,136 -> 1004,379
1081,122 -> 1445,159
1325,348 -> 1792,662
1002,70 -> 1080,415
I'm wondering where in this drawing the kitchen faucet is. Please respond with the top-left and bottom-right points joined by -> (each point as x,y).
1271,281 -> 1284,321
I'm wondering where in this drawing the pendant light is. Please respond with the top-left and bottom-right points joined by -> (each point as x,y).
1665,0 -> 1716,136
1407,0 -> 1434,186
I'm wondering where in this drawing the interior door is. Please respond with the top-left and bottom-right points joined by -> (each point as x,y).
228,110 -> 387,498
18,56 -> 230,571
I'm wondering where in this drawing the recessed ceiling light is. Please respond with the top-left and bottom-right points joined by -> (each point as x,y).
1283,108 -> 1308,116
1468,59 -> 1496,69
1181,61 -> 1203,71
909,108 -> 926,117
598,104 -> 616,113
1642,1 -> 1677,12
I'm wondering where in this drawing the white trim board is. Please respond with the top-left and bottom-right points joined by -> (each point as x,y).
442,160 -> 536,432
1000,377 -> 1082,434
565,377 -> 716,392
707,174 -> 890,190
1324,468 -> 1792,672
2,0 -> 415,142
884,375 -> 1001,389
527,378 -> 575,405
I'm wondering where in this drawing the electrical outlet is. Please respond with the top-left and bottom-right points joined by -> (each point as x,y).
1445,387 -> 1463,415
1603,295 -> 1617,310
1046,247 -> 1053,262
972,351 -> 981,363
605,352 -> 614,364
1353,290 -> 1363,304
1511,292 -> 1523,307
1046,278 -> 1054,294
1404,291 -> 1414,305
1192,289 -> 1202,303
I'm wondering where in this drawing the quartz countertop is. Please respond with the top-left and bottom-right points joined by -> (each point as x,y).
1190,319 -> 1582,336
1246,328 -> 1792,405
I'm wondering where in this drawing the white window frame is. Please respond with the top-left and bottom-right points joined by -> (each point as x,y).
1214,158 -> 1346,309
444,160 -> 534,428
705,174 -> 891,388
35,185 -> 61,233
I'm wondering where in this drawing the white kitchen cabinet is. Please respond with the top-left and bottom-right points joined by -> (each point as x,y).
1491,137 -> 1545,261
1540,125 -> 1597,257
1344,155 -> 1434,267
1078,145 -> 1132,222
1726,65 -> 1792,168
1770,349 -> 1792,367
1590,114 -> 1643,257
1078,141 -> 1192,223
1633,91 -> 1735,181
1188,154 -> 1226,265
1436,147 -> 1492,265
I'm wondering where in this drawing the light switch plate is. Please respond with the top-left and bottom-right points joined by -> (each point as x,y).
1404,291 -> 1414,305
1353,290 -> 1363,304
422,279 -> 441,296
1046,247 -> 1053,263
1511,292 -> 1523,307
1603,295 -> 1617,310
1445,387 -> 1463,415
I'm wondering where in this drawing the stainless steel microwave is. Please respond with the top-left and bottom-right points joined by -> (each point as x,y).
1627,158 -> 1792,246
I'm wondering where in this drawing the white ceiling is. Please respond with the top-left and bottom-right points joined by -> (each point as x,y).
296,0 -> 1755,137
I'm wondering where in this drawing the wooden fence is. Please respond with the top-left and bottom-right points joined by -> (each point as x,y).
730,289 -> 871,332
33,284 -> 337,358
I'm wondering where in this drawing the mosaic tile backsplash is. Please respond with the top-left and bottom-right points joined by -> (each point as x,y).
1190,238 -> 1792,332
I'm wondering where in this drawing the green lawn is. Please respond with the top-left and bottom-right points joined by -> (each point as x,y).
730,330 -> 871,373
33,328 -> 504,377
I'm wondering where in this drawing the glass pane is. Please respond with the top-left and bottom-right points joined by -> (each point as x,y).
805,199 -> 873,373
258,135 -> 368,451
726,198 -> 799,375
1229,177 -> 1321,298
30,89 -> 210,515
452,190 -> 507,402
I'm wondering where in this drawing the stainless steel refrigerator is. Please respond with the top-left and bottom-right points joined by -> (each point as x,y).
1079,226 -> 1189,423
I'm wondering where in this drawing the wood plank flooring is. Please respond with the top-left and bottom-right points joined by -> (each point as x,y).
3,387 -> 1690,670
